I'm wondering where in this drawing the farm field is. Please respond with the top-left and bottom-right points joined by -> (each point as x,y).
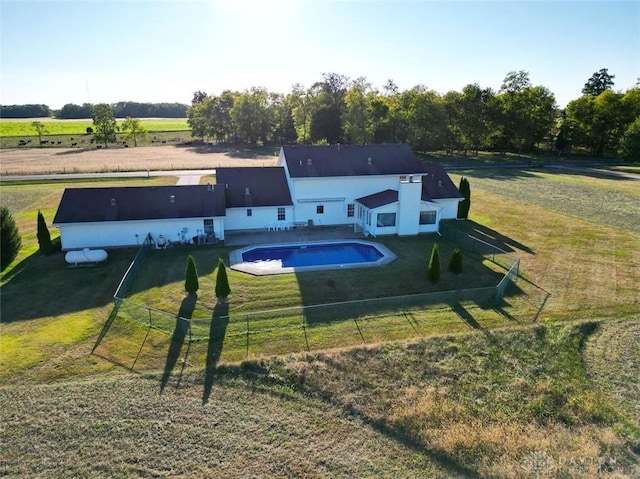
0,117 -> 193,150
0,117 -> 190,136
0,144 -> 279,175
0,166 -> 639,477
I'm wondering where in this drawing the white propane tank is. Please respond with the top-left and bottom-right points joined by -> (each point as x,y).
65,248 -> 108,266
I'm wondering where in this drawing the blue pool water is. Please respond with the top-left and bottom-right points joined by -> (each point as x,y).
241,242 -> 384,268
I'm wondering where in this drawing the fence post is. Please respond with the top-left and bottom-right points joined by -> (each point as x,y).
246,315 -> 250,358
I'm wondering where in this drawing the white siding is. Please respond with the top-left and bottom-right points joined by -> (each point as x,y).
432,198 -> 462,219
57,217 -> 225,250
291,176 -> 401,225
224,206 -> 294,230
418,201 -> 441,234
397,177 -> 422,236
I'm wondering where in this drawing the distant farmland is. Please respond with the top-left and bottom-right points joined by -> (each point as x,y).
0,118 -> 190,137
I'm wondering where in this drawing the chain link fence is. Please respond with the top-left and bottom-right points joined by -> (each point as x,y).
103,226 -> 524,353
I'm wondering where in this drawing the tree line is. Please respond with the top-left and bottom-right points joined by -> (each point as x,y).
187,69 -> 639,159
0,102 -> 188,119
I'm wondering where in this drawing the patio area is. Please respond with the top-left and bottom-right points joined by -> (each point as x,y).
224,224 -> 365,246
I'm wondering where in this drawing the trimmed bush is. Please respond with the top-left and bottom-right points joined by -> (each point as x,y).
449,248 -> 463,274
215,258 -> 231,301
1,206 -> 22,270
457,177 -> 471,219
184,255 -> 199,295
427,242 -> 441,284
37,210 -> 53,255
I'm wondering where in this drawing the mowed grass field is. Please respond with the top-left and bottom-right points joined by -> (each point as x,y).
1,165 -> 639,477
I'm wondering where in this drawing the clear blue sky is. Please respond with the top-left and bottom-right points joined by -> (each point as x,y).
1,0 -> 638,110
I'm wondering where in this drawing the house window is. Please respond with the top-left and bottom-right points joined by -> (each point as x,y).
377,213 -> 396,227
317,205 -> 324,214
246,208 -> 252,217
347,204 -> 354,217
358,205 -> 363,219
400,175 -> 407,182
277,207 -> 285,221
367,212 -> 371,225
420,211 -> 437,225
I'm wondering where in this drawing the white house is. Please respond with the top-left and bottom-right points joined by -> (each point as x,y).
276,144 -> 463,236
53,184 -> 226,250
53,144 -> 463,249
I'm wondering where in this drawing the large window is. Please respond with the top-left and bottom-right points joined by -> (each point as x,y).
246,208 -> 252,217
377,213 -> 396,227
347,204 -> 354,217
420,211 -> 437,225
277,208 -> 285,221
317,205 -> 324,214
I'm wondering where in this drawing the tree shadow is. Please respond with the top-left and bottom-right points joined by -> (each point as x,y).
124,247 -> 220,297
450,301 -> 484,331
202,301 -> 229,404
159,294 -> 196,393
443,220 -> 535,255
173,142 -> 278,159
1,248 -> 135,323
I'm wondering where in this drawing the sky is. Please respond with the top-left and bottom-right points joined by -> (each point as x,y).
1,0 -> 639,110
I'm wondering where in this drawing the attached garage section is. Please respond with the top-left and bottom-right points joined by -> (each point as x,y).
53,185 -> 226,250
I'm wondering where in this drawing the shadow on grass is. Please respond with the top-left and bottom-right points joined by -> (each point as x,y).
202,301 -> 229,404
1,248 -> 135,323
173,142 -> 278,159
443,220 -> 535,255
160,294 -> 196,393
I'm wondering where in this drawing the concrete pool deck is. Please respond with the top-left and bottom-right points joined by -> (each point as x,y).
224,224 -> 365,247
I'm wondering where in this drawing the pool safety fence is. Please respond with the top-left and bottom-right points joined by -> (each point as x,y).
103,226 -> 526,352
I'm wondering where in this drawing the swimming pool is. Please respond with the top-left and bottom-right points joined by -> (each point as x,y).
229,240 -> 397,275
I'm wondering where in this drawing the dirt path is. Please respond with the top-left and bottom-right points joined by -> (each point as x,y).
0,145 -> 278,175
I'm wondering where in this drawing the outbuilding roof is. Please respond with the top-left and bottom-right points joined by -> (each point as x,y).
53,185 -> 225,224
281,144 -> 425,178
215,167 -> 293,208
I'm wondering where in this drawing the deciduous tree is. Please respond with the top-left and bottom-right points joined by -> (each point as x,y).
617,117 -> 640,162
582,68 -> 615,96
92,103 -> 118,148
120,116 -> 147,147
31,121 -> 48,147
1,206 -> 21,270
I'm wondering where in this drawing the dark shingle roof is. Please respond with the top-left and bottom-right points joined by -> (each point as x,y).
282,144 -> 425,178
421,163 -> 464,200
215,167 -> 293,208
356,189 -> 398,209
53,185 -> 225,224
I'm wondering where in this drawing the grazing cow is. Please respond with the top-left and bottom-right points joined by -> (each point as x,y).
96,145 -> 102,149
57,141 -> 62,145
71,143 -> 77,147
162,140 -> 166,144
124,144 -> 129,148
40,140 -> 48,145
18,140 -> 26,146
